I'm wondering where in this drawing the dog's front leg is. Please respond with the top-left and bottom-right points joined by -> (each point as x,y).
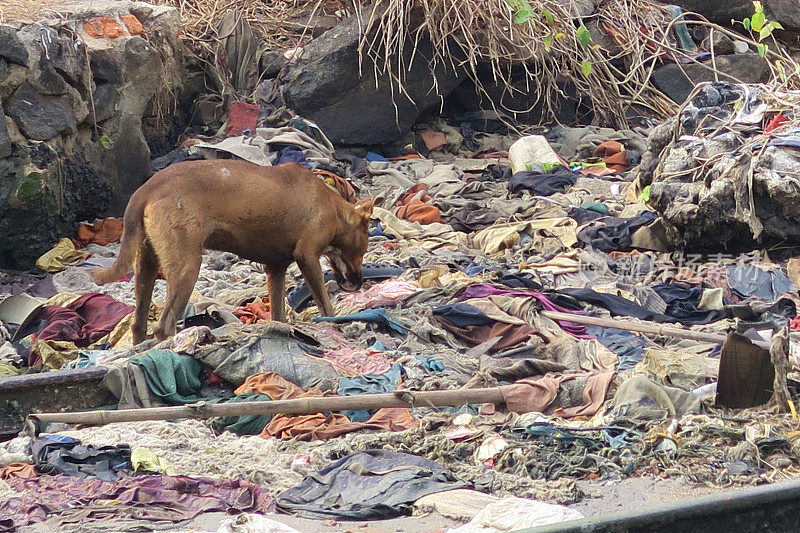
296,254 -> 335,317
266,264 -> 288,322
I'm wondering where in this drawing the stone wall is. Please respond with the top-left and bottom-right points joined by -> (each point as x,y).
0,1 -> 183,268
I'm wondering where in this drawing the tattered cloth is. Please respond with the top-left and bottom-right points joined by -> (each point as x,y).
0,474 -> 274,530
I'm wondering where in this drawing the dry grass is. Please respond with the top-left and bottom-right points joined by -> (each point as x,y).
158,0 -> 349,49
0,0 -> 74,23
357,0 -> 800,129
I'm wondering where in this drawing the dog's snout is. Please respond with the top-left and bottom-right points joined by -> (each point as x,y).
337,274 -> 362,292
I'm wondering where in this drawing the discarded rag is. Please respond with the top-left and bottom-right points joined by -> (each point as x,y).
586,325 -> 648,371
32,293 -> 133,364
275,449 -> 466,519
577,211 -> 657,252
337,363 -> 403,422
651,282 -> 725,324
499,372 -> 616,418
32,435 -> 131,481
313,309 -> 406,335
35,238 -> 86,273
1,474 -> 274,531
508,167 -> 578,196
209,393 -> 273,435
130,349 -> 204,405
235,372 -> 415,441
71,218 -> 124,248
726,264 -> 796,301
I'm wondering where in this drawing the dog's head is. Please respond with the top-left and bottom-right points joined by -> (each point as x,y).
327,198 -> 375,292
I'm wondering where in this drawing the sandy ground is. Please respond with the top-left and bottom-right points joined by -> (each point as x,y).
18,476 -> 740,533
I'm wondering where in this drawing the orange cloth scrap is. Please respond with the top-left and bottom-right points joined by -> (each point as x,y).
233,297 -> 271,324
235,372 -> 415,441
1,463 -> 36,479
394,183 -> 443,225
71,218 -> 124,248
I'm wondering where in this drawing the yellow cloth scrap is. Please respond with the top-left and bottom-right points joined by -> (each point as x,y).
418,265 -> 486,289
44,292 -> 82,307
104,312 -> 136,348
33,339 -> 80,370
131,447 -> 175,475
35,239 -> 86,273
0,362 -> 18,377
472,218 -> 577,255
521,250 -> 581,275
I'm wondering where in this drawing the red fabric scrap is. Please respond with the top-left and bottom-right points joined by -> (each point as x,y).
765,113 -> 788,133
225,101 -> 260,136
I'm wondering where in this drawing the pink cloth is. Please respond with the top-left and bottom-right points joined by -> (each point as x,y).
500,372 -> 616,418
339,280 -> 422,312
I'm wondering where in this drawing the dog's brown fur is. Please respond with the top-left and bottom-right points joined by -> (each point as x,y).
92,159 -> 373,345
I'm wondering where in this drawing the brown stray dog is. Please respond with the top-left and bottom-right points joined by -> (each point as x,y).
92,159 -> 373,344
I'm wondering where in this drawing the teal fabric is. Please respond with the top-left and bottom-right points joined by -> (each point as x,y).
582,202 -> 610,215
337,363 -> 403,422
131,349 -> 204,404
211,393 -> 273,435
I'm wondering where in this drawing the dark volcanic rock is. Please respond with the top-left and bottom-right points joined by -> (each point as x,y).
89,48 -> 123,84
672,0 -> 800,38
90,83 -> 119,123
0,26 -> 29,66
44,32 -> 89,89
282,13 -> 463,146
6,82 -> 77,141
651,54 -> 770,104
0,112 -> 11,159
260,49 -> 287,79
33,61 -> 69,96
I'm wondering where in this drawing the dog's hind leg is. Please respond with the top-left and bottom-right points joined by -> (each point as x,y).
267,263 -> 288,322
145,209 -> 204,341
296,254 -> 334,317
132,239 -> 159,345
154,249 -> 202,341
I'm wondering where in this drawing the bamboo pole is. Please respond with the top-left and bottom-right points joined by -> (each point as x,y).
28,388 -> 506,428
540,310 -> 771,349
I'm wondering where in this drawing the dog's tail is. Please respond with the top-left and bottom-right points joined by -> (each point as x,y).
92,196 -> 147,285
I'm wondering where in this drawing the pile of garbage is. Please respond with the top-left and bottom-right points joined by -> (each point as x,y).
1,84 -> 800,531
642,82 -> 800,250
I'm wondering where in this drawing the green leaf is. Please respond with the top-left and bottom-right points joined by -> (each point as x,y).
759,26 -> 773,40
580,60 -> 593,76
99,135 -> 114,149
543,34 -> 553,50
541,7 -> 554,25
639,185 -> 651,203
757,42 -> 768,56
511,0 -> 533,24
771,21 -> 784,30
751,11 -> 765,32
743,17 -> 751,30
576,24 -> 592,48
752,1 -> 763,14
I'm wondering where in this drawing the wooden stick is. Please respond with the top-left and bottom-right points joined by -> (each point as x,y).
540,310 -> 771,349
29,388 -> 506,427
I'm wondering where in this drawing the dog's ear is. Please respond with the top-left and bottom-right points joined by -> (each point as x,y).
354,197 -> 375,219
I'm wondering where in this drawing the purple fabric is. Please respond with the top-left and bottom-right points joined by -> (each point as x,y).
456,284 -> 591,338
275,146 -> 311,168
0,474 -> 274,530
